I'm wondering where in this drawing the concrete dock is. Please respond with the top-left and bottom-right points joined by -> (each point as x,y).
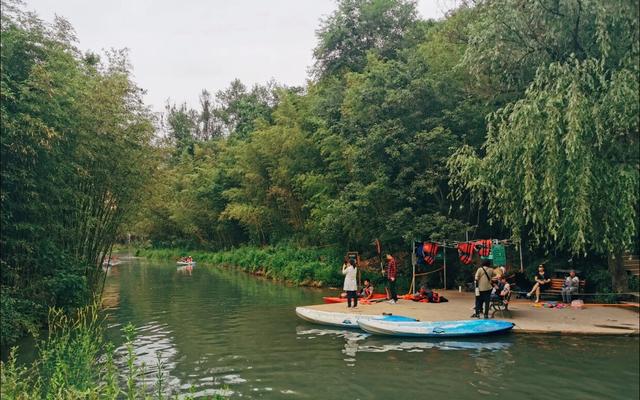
303,291 -> 639,335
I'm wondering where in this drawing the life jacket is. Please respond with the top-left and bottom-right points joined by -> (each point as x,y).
457,242 -> 475,265
422,242 -> 439,265
474,239 -> 492,257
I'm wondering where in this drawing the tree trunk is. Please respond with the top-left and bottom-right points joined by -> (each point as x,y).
608,249 -> 628,293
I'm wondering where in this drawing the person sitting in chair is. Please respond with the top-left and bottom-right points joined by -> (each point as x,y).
561,270 -> 580,303
526,264 -> 550,303
491,276 -> 511,302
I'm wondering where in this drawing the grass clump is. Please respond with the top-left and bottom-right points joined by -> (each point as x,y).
0,303 -> 225,399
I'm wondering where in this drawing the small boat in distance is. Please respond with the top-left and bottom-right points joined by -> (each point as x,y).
102,258 -> 122,267
177,256 -> 195,266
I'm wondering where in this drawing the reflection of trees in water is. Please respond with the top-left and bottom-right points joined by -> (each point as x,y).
295,325 -> 514,372
107,259 -> 327,393
469,344 -> 513,395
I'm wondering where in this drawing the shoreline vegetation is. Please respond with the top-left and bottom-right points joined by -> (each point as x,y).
135,245 -> 639,303
0,303 -> 225,400
137,246 -> 359,288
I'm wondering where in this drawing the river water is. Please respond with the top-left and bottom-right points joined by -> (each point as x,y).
100,258 -> 639,399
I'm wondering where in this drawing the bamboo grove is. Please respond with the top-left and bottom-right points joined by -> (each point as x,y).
1,4 -> 156,345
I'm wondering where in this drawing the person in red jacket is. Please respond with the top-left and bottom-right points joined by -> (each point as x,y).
385,254 -> 398,304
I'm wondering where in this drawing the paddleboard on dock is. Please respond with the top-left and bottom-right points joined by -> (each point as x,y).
358,319 -> 514,337
295,306 -> 416,329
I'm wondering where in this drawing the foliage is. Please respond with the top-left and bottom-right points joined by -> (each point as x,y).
312,0 -> 421,78
1,2 -> 156,346
3,0 -> 639,356
138,245 -> 346,287
131,0 -> 638,295
0,305 -> 226,399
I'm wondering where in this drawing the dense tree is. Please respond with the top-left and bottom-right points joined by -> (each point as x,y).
463,0 -> 639,102
1,4 -> 155,345
449,0 -> 639,291
312,0 -> 420,78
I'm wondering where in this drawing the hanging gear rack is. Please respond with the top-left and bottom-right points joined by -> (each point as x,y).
410,238 -> 524,295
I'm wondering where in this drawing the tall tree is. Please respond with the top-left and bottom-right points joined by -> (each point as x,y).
449,10 -> 639,291
312,0 -> 419,78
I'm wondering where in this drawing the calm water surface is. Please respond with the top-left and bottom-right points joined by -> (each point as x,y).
100,257 -> 639,399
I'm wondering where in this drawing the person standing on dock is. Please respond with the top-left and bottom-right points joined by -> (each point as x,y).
385,254 -> 398,304
472,260 -> 494,318
342,259 -> 358,308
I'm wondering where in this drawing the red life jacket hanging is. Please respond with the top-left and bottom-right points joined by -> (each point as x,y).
422,242 -> 439,265
474,239 -> 492,257
457,242 -> 475,265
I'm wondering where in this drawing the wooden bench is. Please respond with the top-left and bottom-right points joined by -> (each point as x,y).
545,278 -> 586,299
491,290 -> 512,318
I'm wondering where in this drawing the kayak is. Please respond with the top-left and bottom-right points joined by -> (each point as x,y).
176,261 -> 196,266
322,293 -> 387,304
295,306 -> 417,329
358,319 -> 514,337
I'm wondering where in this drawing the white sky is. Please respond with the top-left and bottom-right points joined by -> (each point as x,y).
24,0 -> 456,112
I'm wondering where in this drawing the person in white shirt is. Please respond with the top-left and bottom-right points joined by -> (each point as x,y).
561,270 -> 580,303
342,259 -> 358,308
491,276 -> 511,301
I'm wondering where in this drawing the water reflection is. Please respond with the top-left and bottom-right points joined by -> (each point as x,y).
296,326 -> 513,358
97,257 -> 638,399
177,265 -> 193,275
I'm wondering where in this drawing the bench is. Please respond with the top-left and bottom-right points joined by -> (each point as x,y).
545,278 -> 586,299
491,291 -> 512,318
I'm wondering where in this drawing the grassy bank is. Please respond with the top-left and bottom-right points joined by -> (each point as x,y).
0,304 -> 224,399
135,245 -> 414,292
136,246 -> 346,287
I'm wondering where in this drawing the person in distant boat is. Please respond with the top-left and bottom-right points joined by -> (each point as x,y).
342,259 -> 358,308
561,270 -> 580,303
385,254 -> 398,304
526,264 -> 551,303
359,278 -> 374,300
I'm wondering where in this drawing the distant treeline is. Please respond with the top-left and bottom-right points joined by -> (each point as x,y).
135,1 -> 638,289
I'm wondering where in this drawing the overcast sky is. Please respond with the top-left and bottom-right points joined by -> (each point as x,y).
25,0 -> 456,112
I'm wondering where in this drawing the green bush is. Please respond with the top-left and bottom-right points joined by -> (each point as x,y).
139,245 -> 345,287
0,291 -> 40,348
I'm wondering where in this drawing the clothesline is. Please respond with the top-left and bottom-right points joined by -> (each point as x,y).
415,238 -> 520,249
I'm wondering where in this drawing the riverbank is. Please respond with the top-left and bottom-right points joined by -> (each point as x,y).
300,291 -> 640,336
136,246 -> 357,288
